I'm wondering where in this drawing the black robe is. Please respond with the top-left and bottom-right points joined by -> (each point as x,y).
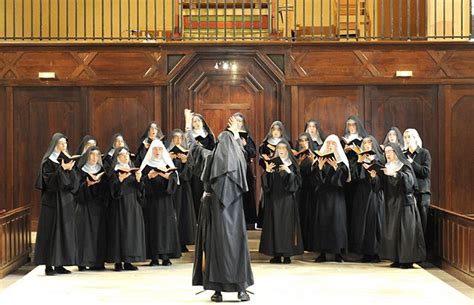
190,134 -> 215,216
172,158 -> 196,246
242,136 -> 257,226
349,162 -> 384,256
107,173 -> 146,263
310,162 -> 349,254
75,170 -> 108,267
259,164 -> 304,257
142,165 -> 181,260
371,165 -> 426,263
34,159 -> 79,266
192,131 -> 254,293
297,156 -> 316,251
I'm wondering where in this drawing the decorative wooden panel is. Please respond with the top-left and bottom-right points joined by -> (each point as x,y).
13,87 -> 85,226
365,85 -> 439,204
0,88 -> 6,211
442,85 -> 474,214
88,87 -> 155,153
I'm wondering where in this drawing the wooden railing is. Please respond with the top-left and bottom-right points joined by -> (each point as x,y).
428,205 -> 474,287
0,205 -> 32,278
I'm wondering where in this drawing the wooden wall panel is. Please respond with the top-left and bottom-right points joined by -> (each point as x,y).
88,87 -> 155,153
0,87 -> 6,211
365,85 -> 439,204
13,87 -> 85,226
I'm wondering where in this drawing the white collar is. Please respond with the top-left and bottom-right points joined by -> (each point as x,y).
267,137 -> 281,146
49,149 -> 61,164
385,160 -> 404,172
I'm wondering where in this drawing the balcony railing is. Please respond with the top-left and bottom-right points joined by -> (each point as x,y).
0,0 -> 471,42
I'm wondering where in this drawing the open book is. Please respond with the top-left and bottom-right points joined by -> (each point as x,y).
57,151 -> 81,163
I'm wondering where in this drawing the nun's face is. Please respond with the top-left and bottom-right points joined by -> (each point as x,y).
347,121 -> 357,134
403,132 -> 416,148
385,147 -> 397,162
88,150 -> 100,165
276,144 -> 289,158
148,125 -> 158,139
152,146 -> 163,158
306,122 -> 317,135
192,116 -> 203,130
118,151 -> 130,163
114,136 -> 125,149
172,134 -> 183,146
388,130 -> 398,143
235,116 -> 244,130
362,138 -> 373,151
56,138 -> 67,152
271,126 -> 282,138
326,140 -> 337,152
298,137 -> 309,150
84,139 -> 96,152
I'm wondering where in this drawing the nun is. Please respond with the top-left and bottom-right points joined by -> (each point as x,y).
368,143 -> 426,268
34,133 -> 79,275
403,128 -> 431,235
140,139 -> 181,266
107,147 -> 146,271
233,112 -> 258,229
103,133 -> 129,173
75,135 -> 97,156
259,139 -> 304,264
310,134 -> 350,263
134,121 -> 165,167
167,129 -> 196,253
188,112 -> 216,216
303,119 -> 326,150
75,146 -> 108,271
382,127 -> 404,150
295,132 -> 317,251
350,136 -> 385,262
187,110 -> 253,302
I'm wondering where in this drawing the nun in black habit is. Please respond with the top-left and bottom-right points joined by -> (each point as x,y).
75,135 -> 97,156
382,127 -> 405,150
257,121 -> 291,228
233,112 -> 258,228
75,146 -> 108,271
187,110 -> 253,303
259,139 -> 304,264
34,133 -> 79,275
167,129 -> 196,252
349,136 -> 385,262
140,139 -> 181,266
188,112 -> 216,217
103,133 -> 129,173
303,119 -> 326,150
134,121 -> 165,167
310,134 -> 350,263
295,132 -> 317,251
107,147 -> 146,271
368,143 -> 426,268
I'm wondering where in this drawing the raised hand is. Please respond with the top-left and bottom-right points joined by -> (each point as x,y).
265,161 -> 276,173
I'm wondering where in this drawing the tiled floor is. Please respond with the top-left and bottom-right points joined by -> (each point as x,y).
0,260 -> 472,305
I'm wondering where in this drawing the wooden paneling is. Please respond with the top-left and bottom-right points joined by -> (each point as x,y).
88,87 -> 155,152
0,87 -> 6,211
365,85 -> 439,203
13,87 -> 85,226
0,206 -> 31,278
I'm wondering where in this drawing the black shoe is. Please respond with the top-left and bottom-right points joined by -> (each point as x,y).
78,266 -> 87,272
315,254 -> 326,263
149,259 -> 160,266
282,257 -> 291,264
400,263 -> 414,269
162,259 -> 172,266
123,263 -> 138,271
55,266 -> 71,274
89,265 -> 106,271
269,256 -> 282,264
211,291 -> 223,302
335,254 -> 344,263
114,263 -> 123,271
45,266 -> 56,276
181,245 -> 189,252
390,262 -> 401,268
361,255 -> 372,263
371,255 -> 381,263
238,291 -> 250,302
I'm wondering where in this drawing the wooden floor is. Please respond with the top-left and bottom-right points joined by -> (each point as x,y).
0,260 -> 473,305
